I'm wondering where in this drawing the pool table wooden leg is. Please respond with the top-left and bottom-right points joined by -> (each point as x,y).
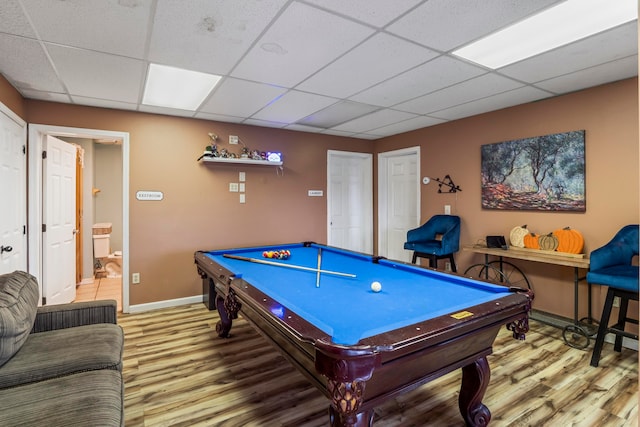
327,379 -> 373,427
459,357 -> 491,427
215,289 -> 241,338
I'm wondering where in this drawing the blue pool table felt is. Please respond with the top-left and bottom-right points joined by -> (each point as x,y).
204,243 -> 511,345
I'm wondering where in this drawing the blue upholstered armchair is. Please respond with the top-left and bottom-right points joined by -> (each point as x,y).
588,224 -> 639,367
404,215 -> 461,272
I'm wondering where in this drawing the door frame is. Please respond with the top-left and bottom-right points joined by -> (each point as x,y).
0,101 -> 27,273
28,124 -> 130,312
377,146 -> 420,259
327,150 -> 373,253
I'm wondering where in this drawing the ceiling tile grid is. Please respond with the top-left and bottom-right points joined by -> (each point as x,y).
0,0 -> 635,139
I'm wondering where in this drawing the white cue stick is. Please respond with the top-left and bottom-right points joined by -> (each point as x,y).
316,248 -> 322,287
223,254 -> 356,278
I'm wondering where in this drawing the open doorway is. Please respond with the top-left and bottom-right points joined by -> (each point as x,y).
28,124 -> 130,313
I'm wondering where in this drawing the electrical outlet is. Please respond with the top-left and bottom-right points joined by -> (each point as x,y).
444,205 -> 451,215
445,262 -> 452,272
132,273 -> 140,284
613,296 -> 621,307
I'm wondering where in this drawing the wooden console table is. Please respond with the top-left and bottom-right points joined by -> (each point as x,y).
463,244 -> 593,349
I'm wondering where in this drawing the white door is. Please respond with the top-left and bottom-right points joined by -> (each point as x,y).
0,107 -> 27,274
378,147 -> 420,262
43,135 -> 77,304
327,151 -> 373,253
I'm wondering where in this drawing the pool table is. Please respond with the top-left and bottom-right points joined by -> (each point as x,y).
194,242 -> 532,426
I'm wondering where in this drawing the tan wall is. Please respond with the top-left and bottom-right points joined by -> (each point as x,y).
1,78 -> 636,318
25,103 -> 371,305
376,78 -> 639,319
0,75 -> 26,119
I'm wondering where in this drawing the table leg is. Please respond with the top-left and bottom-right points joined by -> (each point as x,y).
215,289 -> 241,338
560,267 -> 598,349
328,380 -> 374,427
459,357 -> 491,427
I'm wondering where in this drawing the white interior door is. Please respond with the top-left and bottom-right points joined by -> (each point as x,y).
327,151 -> 373,253
43,135 -> 77,305
378,147 -> 420,262
0,106 -> 27,274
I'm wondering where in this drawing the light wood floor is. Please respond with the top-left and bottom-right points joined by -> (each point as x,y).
75,277 -> 122,311
118,304 -> 637,426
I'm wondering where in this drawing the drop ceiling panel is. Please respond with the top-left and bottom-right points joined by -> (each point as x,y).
431,86 -> 552,121
242,118 -> 288,128
332,109 -> 417,133
387,0 -> 563,51
297,100 -> 380,128
303,0 -> 423,27
195,111 -> 245,123
138,104 -> 197,118
395,73 -> 525,114
0,34 -> 64,92
21,0 -> 152,58
231,2 -> 374,87
350,56 -> 487,107
200,78 -> 287,117
500,22 -> 639,84
536,55 -> 638,94
251,90 -> 337,123
0,0 -> 37,38
297,33 -> 439,98
367,115 -> 447,137
20,89 -> 70,103
70,95 -> 138,112
149,0 -> 287,75
46,44 -> 145,103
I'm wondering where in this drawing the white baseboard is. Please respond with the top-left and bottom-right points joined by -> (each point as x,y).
128,295 -> 203,313
79,277 -> 95,285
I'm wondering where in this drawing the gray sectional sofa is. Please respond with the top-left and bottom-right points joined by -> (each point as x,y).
0,271 -> 124,426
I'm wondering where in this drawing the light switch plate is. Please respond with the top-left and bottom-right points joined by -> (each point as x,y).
229,183 -> 239,192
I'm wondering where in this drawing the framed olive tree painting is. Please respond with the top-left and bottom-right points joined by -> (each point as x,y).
481,130 -> 586,211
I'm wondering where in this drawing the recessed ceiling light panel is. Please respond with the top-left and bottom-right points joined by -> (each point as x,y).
453,0 -> 638,69
143,63 -> 221,110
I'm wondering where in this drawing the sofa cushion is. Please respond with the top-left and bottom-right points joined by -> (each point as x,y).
0,369 -> 123,426
0,271 -> 39,367
0,323 -> 123,389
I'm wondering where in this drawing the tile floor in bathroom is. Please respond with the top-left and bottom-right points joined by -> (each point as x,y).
74,277 -> 122,312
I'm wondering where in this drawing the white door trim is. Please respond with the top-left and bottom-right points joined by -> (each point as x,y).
377,146 -> 420,258
0,102 -> 27,274
28,124 -> 130,312
0,102 -> 26,128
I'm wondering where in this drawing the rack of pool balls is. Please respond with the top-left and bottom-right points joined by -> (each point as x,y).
262,249 -> 291,260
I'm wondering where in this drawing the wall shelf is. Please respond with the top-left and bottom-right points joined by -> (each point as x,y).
200,157 -> 283,167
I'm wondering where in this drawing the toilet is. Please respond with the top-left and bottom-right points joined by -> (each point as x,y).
92,223 -> 122,278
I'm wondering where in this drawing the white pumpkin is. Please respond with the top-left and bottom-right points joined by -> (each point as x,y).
509,225 -> 529,248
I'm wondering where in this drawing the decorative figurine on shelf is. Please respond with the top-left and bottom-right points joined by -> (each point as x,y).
251,149 -> 262,160
260,151 -> 267,160
241,146 -> 249,159
207,144 -> 219,157
219,148 -> 229,158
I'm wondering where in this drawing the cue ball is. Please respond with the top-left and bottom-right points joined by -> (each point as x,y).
371,281 -> 382,292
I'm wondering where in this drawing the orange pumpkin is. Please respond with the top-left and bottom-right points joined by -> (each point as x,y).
523,233 -> 540,249
553,227 -> 584,254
